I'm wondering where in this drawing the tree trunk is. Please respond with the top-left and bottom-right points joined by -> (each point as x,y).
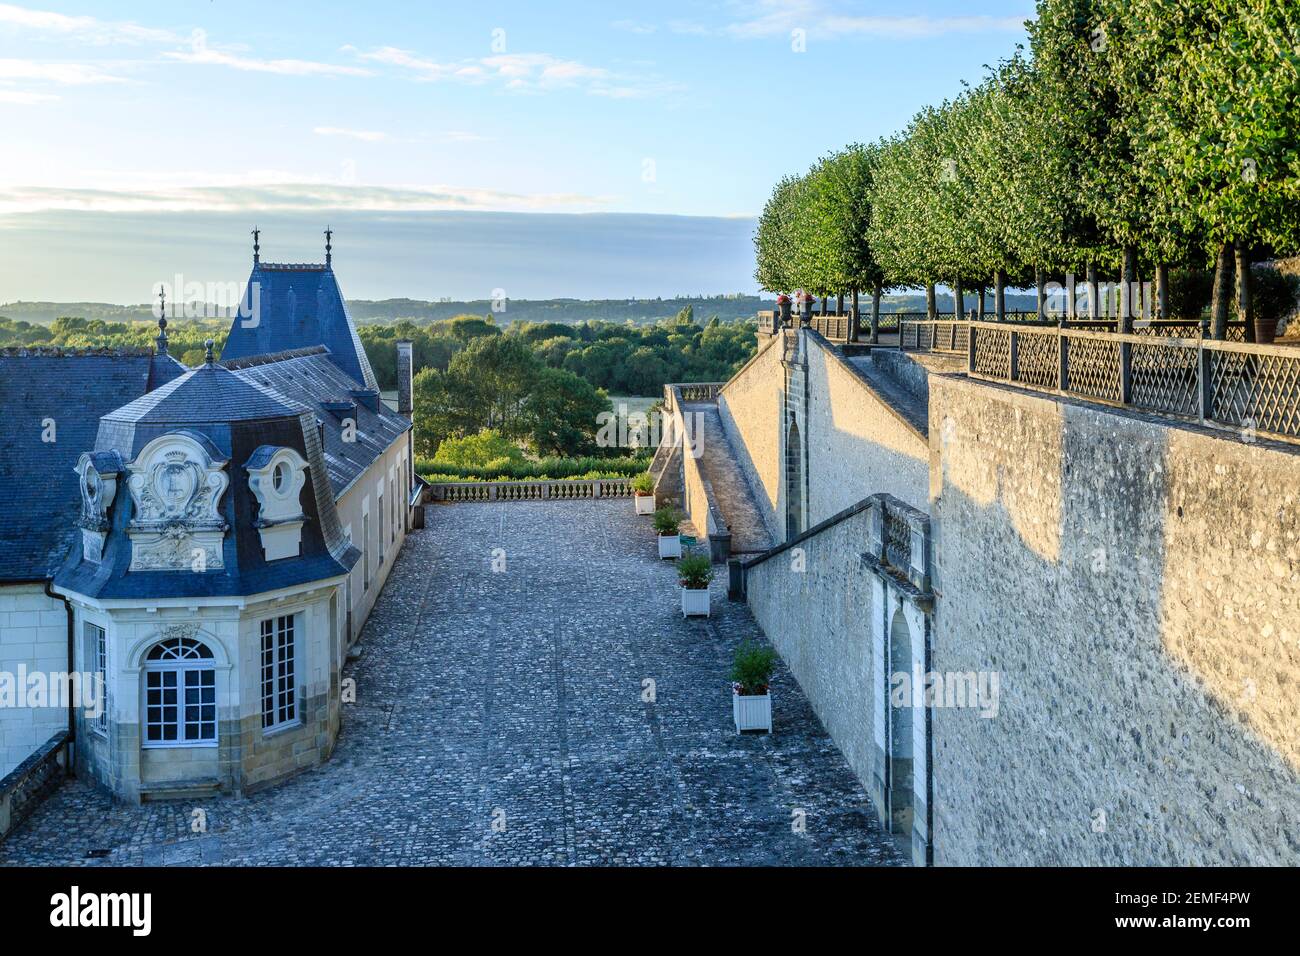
1155,263 -> 1169,320
952,279 -> 965,319
926,283 -> 936,320
1066,271 -> 1077,326
1210,241 -> 1234,340
1119,244 -> 1137,333
848,289 -> 860,343
1235,241 -> 1255,343
994,269 -> 1006,321
1087,263 -> 1099,320
836,292 -> 844,316
820,295 -> 828,316
870,282 -> 882,343
976,285 -> 986,321
1035,266 -> 1046,323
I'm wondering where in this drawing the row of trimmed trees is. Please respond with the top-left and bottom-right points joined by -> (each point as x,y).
754,0 -> 1300,341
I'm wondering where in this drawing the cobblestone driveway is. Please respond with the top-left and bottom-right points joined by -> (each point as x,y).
1,500 -> 902,866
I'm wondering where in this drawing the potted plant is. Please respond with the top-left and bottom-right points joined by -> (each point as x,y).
631,472 -> 656,515
676,553 -> 713,617
730,640 -> 777,733
653,507 -> 682,559
1250,266 -> 1300,344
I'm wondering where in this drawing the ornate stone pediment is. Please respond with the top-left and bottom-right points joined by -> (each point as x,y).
126,433 -> 229,572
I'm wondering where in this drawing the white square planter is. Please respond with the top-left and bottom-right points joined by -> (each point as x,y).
658,534 -> 681,559
634,494 -> 656,515
733,692 -> 772,733
680,586 -> 710,617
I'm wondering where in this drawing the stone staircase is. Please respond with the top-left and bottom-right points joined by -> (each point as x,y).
678,399 -> 773,555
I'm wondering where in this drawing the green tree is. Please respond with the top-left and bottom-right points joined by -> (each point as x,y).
521,368 -> 611,457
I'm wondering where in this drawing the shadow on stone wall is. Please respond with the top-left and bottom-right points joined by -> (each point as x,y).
930,375 -> 1299,865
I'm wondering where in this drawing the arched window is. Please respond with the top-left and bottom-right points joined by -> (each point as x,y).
143,637 -> 216,746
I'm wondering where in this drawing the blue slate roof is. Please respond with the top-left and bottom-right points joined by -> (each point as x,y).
225,347 -> 411,497
104,360 -> 310,426
220,262 -> 378,391
0,349 -> 160,581
55,400 -> 359,600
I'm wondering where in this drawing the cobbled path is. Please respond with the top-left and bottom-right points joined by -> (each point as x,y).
1,500 -> 902,867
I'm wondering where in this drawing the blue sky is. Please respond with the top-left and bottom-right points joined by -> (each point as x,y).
0,1 -> 1034,301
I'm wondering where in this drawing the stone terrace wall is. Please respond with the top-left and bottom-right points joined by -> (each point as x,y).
804,338 -> 929,522
717,335 -> 784,541
744,505 -> 880,792
928,374 -> 1300,865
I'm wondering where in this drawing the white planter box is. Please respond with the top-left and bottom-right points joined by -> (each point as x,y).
634,494 -> 656,515
733,692 -> 772,733
680,586 -> 710,617
658,534 -> 682,559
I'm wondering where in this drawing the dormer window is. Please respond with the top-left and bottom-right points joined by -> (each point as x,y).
245,446 -> 309,561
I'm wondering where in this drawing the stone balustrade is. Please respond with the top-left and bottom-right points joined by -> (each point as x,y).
423,477 -> 634,503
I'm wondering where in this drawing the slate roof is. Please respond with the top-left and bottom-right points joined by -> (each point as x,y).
0,349 -> 160,581
55,408 -> 359,600
225,347 -> 411,498
220,262 -> 379,391
104,360 -> 310,426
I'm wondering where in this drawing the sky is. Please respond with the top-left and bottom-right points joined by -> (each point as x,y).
0,1 -> 1034,302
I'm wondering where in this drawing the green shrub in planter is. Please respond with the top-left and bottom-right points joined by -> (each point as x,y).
1251,266 -> 1300,342
730,640 -> 777,696
631,472 -> 655,495
653,507 -> 680,536
675,554 -> 713,590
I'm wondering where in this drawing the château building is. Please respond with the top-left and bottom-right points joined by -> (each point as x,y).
0,235 -> 417,802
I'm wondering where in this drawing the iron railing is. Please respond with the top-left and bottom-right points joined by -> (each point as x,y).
964,321 -> 1300,442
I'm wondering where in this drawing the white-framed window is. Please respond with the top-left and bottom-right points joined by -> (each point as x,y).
390,474 -> 397,543
378,485 -> 386,564
86,622 -> 108,736
143,637 -> 216,747
260,615 -> 297,732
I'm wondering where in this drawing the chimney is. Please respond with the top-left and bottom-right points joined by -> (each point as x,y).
396,339 -> 414,416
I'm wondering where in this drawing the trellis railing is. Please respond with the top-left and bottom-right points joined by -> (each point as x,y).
965,321 -> 1300,442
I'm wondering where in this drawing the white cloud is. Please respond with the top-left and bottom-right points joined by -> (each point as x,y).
353,45 -> 681,98
0,58 -> 126,85
0,181 -> 612,215
0,88 -> 56,103
165,30 -> 372,77
646,1 -> 1029,41
314,126 -> 388,142
0,3 -> 181,44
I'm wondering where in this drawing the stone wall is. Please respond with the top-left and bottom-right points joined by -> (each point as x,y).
803,337 -> 929,522
0,585 -> 69,777
928,374 -> 1300,865
744,505 -> 880,800
718,335 -> 785,541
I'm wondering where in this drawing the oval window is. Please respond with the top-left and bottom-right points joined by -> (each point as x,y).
272,461 -> 290,493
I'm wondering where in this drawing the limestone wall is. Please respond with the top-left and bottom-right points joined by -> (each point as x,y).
804,339 -> 929,522
0,585 -> 69,777
337,435 -> 412,646
744,506 -> 880,795
718,335 -> 784,541
928,374 -> 1300,865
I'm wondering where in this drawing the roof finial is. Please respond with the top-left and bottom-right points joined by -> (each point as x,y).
204,339 -> 215,366
324,225 -> 332,267
156,288 -> 169,355
252,226 -> 260,265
